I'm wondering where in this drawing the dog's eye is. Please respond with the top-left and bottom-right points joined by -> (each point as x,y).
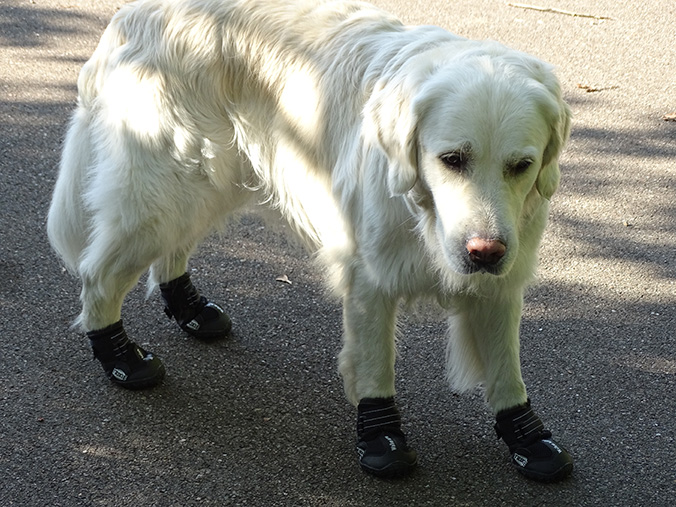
440,151 -> 468,172
508,159 -> 533,175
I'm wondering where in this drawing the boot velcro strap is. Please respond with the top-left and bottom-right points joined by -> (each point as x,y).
88,320 -> 130,359
87,320 -> 125,342
160,273 -> 206,324
357,397 -> 401,439
494,400 -> 549,450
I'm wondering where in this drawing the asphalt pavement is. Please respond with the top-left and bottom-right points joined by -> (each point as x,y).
1,0 -> 674,505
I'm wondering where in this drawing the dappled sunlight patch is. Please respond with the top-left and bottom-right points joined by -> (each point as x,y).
78,443 -> 125,459
102,64 -> 166,142
614,352 -> 676,375
538,254 -> 674,306
279,66 -> 322,141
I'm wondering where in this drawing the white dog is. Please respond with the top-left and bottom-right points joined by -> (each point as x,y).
48,0 -> 573,481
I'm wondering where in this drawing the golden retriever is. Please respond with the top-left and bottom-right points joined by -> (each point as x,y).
48,0 -> 573,481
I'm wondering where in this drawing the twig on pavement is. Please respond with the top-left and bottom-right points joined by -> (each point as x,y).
577,83 -> 619,93
506,2 -> 614,20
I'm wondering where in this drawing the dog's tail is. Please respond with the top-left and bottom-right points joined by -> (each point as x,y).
46,106 -> 93,275
47,13 -> 126,274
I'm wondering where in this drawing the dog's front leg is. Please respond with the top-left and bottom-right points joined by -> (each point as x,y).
337,272 -> 417,478
449,291 -> 528,413
449,291 -> 573,481
338,274 -> 397,405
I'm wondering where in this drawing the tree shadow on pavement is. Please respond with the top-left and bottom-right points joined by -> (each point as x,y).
0,2 -> 100,49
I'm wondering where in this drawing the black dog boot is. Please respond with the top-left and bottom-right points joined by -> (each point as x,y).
494,399 -> 573,481
88,320 -> 165,389
356,397 -> 418,478
160,272 -> 231,340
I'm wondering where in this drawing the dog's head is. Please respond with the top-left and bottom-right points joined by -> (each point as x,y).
363,41 -> 571,278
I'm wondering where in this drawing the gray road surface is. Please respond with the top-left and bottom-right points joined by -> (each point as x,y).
1,0 -> 674,505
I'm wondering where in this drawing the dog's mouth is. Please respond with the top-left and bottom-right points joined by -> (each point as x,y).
461,257 -> 505,276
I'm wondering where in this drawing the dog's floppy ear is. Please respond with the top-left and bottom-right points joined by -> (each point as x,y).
363,77 -> 419,196
536,75 -> 572,200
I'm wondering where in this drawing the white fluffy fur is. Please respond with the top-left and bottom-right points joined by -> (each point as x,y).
47,0 -> 571,412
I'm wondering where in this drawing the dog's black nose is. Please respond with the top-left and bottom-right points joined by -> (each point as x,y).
466,238 -> 506,266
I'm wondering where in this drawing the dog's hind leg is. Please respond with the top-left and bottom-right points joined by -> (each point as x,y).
77,222 -> 167,389
338,270 -> 418,478
150,251 -> 232,341
447,292 -> 573,481
146,161 -> 253,341
79,167 -> 242,387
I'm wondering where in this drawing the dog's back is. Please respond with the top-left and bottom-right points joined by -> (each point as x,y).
47,0 -> 442,266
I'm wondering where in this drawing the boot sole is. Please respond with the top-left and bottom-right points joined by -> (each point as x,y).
513,460 -> 573,482
360,458 -> 418,479
110,363 -> 166,390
